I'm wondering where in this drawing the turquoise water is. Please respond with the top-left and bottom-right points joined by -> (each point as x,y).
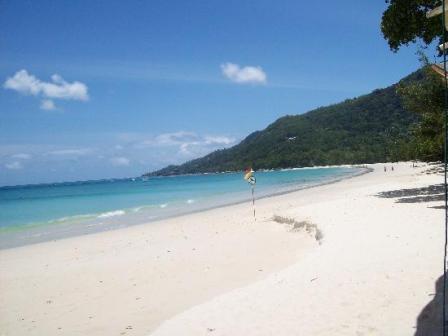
0,167 -> 364,248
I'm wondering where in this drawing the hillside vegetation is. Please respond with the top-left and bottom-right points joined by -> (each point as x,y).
146,71 -> 421,176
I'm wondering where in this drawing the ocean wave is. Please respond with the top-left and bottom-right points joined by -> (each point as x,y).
160,203 -> 168,208
131,204 -> 156,212
86,222 -> 107,228
132,207 -> 143,212
186,199 -> 195,204
97,210 -> 126,218
50,214 -> 95,223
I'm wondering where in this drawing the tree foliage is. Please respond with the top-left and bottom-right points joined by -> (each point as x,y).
382,1 -> 445,161
381,0 -> 441,52
397,65 -> 444,160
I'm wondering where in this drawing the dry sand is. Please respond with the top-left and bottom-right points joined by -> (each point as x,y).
0,162 -> 443,336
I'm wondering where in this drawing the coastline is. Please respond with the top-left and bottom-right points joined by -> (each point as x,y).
0,165 -> 366,250
0,162 -> 443,335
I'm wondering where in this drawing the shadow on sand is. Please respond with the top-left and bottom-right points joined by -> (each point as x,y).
376,184 -> 447,333
414,275 -> 447,335
376,184 -> 445,205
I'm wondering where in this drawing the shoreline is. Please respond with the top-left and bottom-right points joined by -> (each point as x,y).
0,162 -> 442,336
0,165 -> 368,250
0,163 -> 368,190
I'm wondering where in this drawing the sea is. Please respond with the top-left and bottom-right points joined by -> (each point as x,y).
0,166 -> 366,249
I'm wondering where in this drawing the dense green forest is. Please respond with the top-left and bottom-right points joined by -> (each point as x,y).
145,71 -> 423,176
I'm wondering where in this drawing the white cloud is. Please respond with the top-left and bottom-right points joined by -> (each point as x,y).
47,148 -> 93,156
3,70 -> 89,108
155,131 -> 199,146
11,153 -> 31,160
40,99 -> 56,110
221,62 -> 267,84
203,136 -> 234,145
5,161 -> 23,170
110,157 -> 130,166
137,132 -> 235,150
133,131 -> 236,158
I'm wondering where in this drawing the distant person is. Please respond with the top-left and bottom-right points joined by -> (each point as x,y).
384,166 -> 387,172
391,166 -> 394,171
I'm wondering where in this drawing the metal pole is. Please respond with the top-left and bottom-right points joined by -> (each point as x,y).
251,186 -> 256,221
442,1 -> 448,334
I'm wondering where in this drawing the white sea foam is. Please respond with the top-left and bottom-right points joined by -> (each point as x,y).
160,203 -> 168,208
97,210 -> 126,218
186,199 -> 195,204
132,205 -> 154,212
49,214 -> 95,224
86,222 -> 106,228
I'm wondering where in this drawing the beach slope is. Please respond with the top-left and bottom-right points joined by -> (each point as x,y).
0,162 -> 443,336
150,162 -> 443,336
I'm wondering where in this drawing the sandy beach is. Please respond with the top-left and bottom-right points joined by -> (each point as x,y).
0,162 -> 443,335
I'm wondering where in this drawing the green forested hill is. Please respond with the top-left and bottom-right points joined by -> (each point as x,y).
146,71 -> 421,176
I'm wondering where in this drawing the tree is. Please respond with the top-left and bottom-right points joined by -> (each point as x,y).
382,1 -> 445,162
381,0 -> 441,52
397,61 -> 444,161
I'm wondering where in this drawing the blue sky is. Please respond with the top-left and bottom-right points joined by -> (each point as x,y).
0,1 -> 428,186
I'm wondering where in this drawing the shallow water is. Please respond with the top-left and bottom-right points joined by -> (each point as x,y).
0,167 -> 365,248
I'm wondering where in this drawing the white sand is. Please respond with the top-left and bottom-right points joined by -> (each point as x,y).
0,162 -> 443,336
